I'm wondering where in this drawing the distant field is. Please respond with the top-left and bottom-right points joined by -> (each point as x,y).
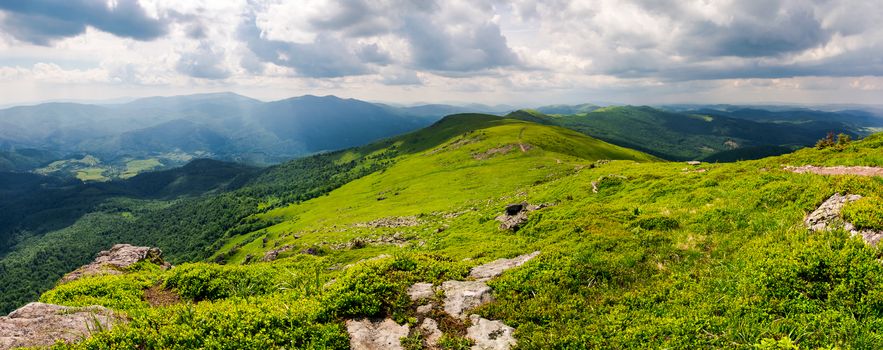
75,167 -> 108,182
120,158 -> 163,179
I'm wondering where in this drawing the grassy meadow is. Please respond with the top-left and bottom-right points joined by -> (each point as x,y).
32,116 -> 883,349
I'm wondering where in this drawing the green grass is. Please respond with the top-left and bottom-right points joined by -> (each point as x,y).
842,196 -> 883,231
75,167 -> 109,182
121,158 -> 163,179
32,115 -> 883,349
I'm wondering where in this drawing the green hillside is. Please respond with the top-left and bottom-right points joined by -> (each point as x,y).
10,116 -> 883,349
508,106 -> 862,161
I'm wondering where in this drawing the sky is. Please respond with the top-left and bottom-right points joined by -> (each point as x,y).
0,0 -> 882,107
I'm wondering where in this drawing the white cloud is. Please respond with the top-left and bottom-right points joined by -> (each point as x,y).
0,0 -> 881,106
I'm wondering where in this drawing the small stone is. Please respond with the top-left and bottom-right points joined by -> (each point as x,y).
420,318 -> 443,347
686,161 -> 701,166
408,282 -> 435,301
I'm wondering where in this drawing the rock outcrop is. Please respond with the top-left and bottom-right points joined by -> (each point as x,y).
346,318 -> 410,350
805,193 -> 883,246
397,251 -> 540,349
0,302 -> 117,350
61,244 -> 169,283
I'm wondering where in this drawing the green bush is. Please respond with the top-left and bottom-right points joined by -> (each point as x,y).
41,273 -> 155,311
842,197 -> 883,230
630,216 -> 680,231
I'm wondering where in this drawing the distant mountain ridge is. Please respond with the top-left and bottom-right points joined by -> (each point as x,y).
0,93 -> 506,168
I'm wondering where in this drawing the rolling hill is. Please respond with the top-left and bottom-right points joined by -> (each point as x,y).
0,93 -> 504,179
0,113 -> 653,314
506,106 -> 869,161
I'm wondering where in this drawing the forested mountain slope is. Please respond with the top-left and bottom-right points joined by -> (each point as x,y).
507,106 -> 871,161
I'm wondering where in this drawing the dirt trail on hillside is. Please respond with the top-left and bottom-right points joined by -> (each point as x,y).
785,165 -> 883,177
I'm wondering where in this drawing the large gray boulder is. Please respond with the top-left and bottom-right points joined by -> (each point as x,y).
0,302 -> 117,350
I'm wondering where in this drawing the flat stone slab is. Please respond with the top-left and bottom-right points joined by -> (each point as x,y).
345,318 -> 409,350
0,302 -> 117,350
441,281 -> 493,319
469,251 -> 540,281
467,314 -> 517,350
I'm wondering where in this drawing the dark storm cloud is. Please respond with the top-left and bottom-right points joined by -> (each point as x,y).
0,0 -> 168,45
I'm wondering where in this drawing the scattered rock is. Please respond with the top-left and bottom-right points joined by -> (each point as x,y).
441,281 -> 494,319
467,315 -> 517,350
786,165 -> 883,177
261,244 -> 294,262
473,144 -> 516,160
332,233 -> 411,250
301,247 -> 321,255
61,244 -> 168,283
346,318 -> 409,350
686,161 -> 701,166
420,318 -> 443,347
469,251 -> 540,281
354,216 -> 420,228
805,193 -> 862,231
0,302 -> 118,350
408,282 -> 435,301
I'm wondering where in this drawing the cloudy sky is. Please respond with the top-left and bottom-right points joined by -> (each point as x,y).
1,0 -> 882,106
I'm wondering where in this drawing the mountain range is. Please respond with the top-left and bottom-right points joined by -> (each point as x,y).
0,93 -> 510,175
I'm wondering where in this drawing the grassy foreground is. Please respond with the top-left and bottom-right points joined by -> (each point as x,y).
37,118 -> 883,349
